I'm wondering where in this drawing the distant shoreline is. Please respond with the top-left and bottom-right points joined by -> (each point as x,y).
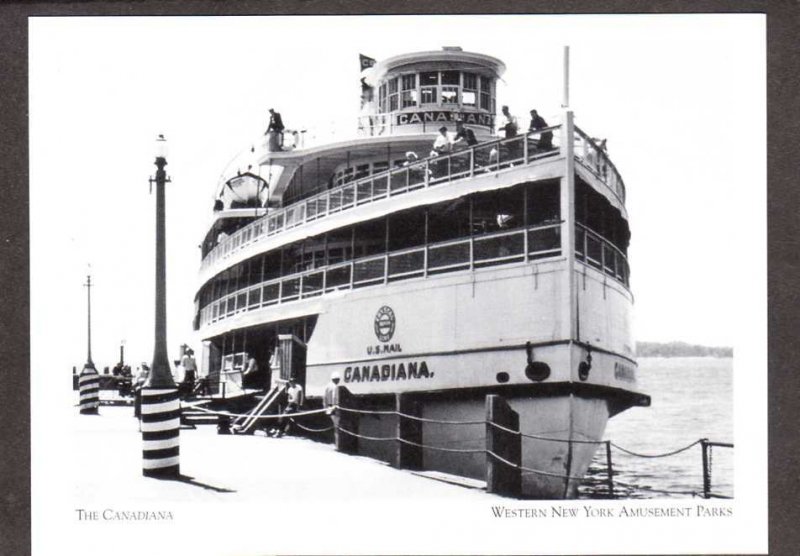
636,341 -> 733,358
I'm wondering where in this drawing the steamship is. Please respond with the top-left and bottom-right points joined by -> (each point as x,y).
193,47 -> 649,498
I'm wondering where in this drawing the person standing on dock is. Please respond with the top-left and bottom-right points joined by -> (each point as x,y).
179,348 -> 197,398
275,377 -> 304,437
265,108 -> 285,151
324,371 -> 341,435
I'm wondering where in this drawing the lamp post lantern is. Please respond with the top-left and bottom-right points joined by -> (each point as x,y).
141,133 -> 180,478
78,274 -> 100,414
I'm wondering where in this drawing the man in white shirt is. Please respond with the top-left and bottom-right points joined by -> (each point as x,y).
431,126 -> 451,155
499,105 -> 519,138
275,377 -> 304,437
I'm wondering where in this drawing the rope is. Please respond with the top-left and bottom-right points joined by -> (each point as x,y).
339,406 -> 489,425
396,437 -> 487,454
335,426 -> 397,442
399,414 -> 485,426
290,419 -> 334,433
485,450 -> 586,480
188,404 -> 328,420
610,439 -> 702,458
338,407 -> 396,416
488,421 -> 605,445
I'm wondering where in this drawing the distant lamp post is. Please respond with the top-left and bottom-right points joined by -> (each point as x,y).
78,274 -> 100,415
141,134 -> 180,478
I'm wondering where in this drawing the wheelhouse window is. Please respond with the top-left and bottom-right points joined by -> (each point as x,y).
401,74 -> 417,108
441,86 -> 458,105
420,71 -> 438,106
379,83 -> 387,113
388,77 -> 399,112
480,75 -> 492,111
380,70 -> 495,111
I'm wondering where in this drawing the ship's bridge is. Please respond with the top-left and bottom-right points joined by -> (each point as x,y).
358,47 -> 505,140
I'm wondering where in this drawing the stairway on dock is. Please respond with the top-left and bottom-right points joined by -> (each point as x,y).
230,384 -> 284,434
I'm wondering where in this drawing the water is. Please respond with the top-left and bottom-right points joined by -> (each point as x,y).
580,357 -> 733,499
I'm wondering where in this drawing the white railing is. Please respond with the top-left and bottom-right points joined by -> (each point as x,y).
202,127 -> 563,271
573,128 -> 626,203
575,223 -> 630,286
197,222 -> 565,329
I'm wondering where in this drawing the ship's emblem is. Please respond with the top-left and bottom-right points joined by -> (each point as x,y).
374,306 -> 396,342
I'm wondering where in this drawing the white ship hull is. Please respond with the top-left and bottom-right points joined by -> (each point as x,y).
200,254 -> 645,498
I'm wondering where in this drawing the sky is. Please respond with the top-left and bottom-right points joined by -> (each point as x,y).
29,14 -> 766,372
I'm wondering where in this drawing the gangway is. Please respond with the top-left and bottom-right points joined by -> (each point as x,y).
231,384 -> 285,434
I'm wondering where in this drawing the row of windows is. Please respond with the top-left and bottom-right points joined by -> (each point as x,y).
377,71 -> 495,113
198,181 -> 561,308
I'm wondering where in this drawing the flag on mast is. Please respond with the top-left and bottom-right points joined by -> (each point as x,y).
359,54 -> 376,71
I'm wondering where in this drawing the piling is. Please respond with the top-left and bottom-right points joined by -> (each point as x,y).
335,386 -> 358,455
141,388 -> 181,477
604,440 -> 614,498
78,363 -> 100,415
700,438 -> 711,498
395,393 -> 423,470
485,394 -> 521,497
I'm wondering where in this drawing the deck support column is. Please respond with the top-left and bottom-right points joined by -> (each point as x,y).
485,394 -> 521,497
394,393 -> 423,470
335,386 -> 358,455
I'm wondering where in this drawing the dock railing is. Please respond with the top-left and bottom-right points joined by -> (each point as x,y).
177,391 -> 732,499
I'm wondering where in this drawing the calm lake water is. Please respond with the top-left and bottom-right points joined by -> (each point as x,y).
581,356 -> 733,499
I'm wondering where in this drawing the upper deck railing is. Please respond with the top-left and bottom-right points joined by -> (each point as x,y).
202,125 -> 625,274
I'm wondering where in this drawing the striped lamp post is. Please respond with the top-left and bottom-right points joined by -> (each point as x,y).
78,274 -> 100,415
141,134 -> 180,478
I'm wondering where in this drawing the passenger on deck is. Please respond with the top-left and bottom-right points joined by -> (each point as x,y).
265,108 -> 285,151
403,151 -> 419,166
528,109 -> 553,150
452,120 -> 478,149
430,126 -> 452,156
499,105 -> 519,138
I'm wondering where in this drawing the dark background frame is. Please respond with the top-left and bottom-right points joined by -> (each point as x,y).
1,2 -> 795,555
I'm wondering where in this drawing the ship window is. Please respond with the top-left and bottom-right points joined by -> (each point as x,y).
354,217 -> 386,256
379,83 -> 387,113
480,75 -> 492,91
401,74 -> 416,90
326,228 -> 353,264
463,72 -> 477,90
388,208 -> 426,250
389,94 -> 399,111
342,167 -> 354,184
354,164 -> 370,180
372,161 -> 389,174
442,71 -> 460,85
388,77 -> 398,94
428,199 -> 470,243
480,92 -> 491,110
401,90 -> 418,108
462,91 -> 476,107
472,187 -> 525,234
421,86 -> 437,105
263,251 -> 281,281
441,86 -> 458,105
527,181 -> 561,226
420,71 -> 438,85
